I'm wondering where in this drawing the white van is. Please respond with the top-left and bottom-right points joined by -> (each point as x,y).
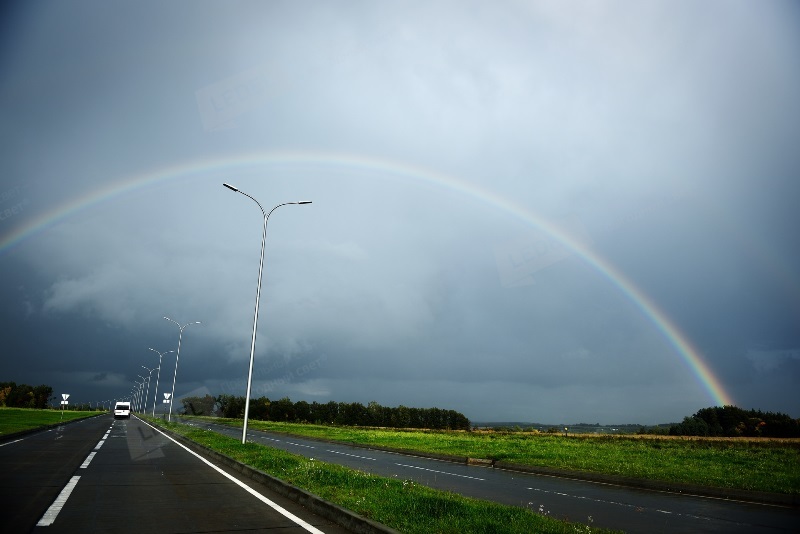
114,402 -> 131,419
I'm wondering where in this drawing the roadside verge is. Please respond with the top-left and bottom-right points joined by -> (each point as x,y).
241,426 -> 799,509
154,421 -> 400,534
0,413 -> 104,444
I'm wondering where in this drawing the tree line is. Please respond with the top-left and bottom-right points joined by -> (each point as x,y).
180,395 -> 471,430
669,405 -> 800,437
0,381 -> 53,409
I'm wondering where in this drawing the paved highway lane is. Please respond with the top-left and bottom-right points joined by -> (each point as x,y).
2,415 -> 354,533
184,419 -> 800,534
0,415 -> 108,532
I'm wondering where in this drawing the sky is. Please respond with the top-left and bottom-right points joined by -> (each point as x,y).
1,0 -> 798,424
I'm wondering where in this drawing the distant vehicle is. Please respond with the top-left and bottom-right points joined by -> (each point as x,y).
114,402 -> 131,419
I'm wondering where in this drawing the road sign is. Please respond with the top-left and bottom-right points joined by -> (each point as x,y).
60,401 -> 68,405
163,399 -> 171,404
164,393 -> 171,399
62,394 -> 70,400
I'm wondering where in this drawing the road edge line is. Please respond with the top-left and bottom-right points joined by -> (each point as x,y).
142,417 -> 400,534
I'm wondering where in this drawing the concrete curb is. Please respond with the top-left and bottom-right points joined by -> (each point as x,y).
0,413 -> 103,444
158,425 -> 401,534
250,428 -> 799,509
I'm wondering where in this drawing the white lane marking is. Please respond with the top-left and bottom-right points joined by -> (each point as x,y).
287,441 -> 316,449
36,476 -> 81,526
526,487 -> 711,522
0,439 -> 24,447
94,439 -> 106,450
327,449 -> 375,461
139,418 -> 325,534
80,452 -> 97,468
396,463 -> 485,481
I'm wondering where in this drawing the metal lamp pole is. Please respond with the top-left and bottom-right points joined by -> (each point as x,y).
137,376 -> 147,412
141,366 -> 154,415
133,384 -> 141,412
164,317 -> 201,422
223,182 -> 311,444
149,348 -> 174,416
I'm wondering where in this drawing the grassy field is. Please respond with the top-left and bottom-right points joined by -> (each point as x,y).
0,407 -> 101,436
194,417 -> 800,495
149,418 -> 618,534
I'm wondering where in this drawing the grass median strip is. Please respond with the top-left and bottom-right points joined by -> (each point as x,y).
0,407 -> 100,436
196,418 -> 800,496
149,418 -> 618,534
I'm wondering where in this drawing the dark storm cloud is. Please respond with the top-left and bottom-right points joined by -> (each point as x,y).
0,0 -> 798,423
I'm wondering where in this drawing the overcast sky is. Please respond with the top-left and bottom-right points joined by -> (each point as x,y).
1,1 -> 798,424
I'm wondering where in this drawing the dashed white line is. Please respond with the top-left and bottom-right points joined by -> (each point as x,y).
80,452 -> 96,468
287,441 -> 316,449
36,476 -> 81,526
327,449 -> 375,460
94,439 -> 106,450
526,487 -> 710,522
396,463 -> 485,481
0,439 -> 24,447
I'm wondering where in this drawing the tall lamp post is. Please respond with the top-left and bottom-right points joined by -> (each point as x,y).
164,317 -> 201,422
132,384 -> 142,412
222,182 -> 311,444
141,366 -> 154,416
137,376 -> 147,412
149,348 -> 174,416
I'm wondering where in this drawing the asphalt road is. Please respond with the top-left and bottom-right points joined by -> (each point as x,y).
0,414 -> 352,533
182,418 -> 800,534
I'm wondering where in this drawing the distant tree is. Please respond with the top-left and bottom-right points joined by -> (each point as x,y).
249,396 -> 270,421
337,402 -> 368,426
206,393 -> 470,430
294,400 -> 311,422
670,406 -> 800,438
32,385 -> 53,409
367,401 -> 384,426
669,416 -> 709,436
270,397 -> 295,421
216,394 -> 245,418
181,395 -> 217,416
0,382 -> 15,406
392,405 -> 411,428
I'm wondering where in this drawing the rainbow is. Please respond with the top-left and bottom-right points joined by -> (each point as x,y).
0,150 -> 735,406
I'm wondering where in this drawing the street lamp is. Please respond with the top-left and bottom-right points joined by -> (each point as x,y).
137,376 -> 147,412
133,383 -> 142,412
141,366 -> 154,415
149,348 -> 174,416
136,375 -> 149,412
164,317 -> 201,422
223,182 -> 311,444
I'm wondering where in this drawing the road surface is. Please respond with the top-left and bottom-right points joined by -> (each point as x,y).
0,414 -> 353,533
182,418 -> 800,533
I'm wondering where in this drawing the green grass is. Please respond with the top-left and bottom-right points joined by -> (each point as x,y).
196,418 -> 800,495
0,407 -> 101,435
149,418 -> 617,534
